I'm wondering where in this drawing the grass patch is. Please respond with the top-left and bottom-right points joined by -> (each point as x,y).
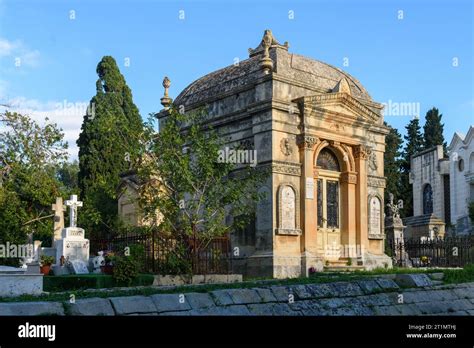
43,274 -> 154,292
443,264 -> 474,284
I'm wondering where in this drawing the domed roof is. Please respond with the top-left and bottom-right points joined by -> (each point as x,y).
174,31 -> 372,107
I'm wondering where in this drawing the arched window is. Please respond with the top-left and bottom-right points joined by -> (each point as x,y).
423,184 -> 433,215
316,148 -> 340,171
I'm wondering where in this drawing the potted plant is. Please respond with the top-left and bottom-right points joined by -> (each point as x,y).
40,255 -> 55,275
101,251 -> 116,274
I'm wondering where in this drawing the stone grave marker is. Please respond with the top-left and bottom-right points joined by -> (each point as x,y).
53,195 -> 90,275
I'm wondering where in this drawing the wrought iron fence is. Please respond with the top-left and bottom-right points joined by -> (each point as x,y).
388,236 -> 474,268
90,230 -> 232,275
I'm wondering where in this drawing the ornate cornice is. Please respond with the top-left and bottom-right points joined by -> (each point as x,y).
268,161 -> 302,176
298,93 -> 380,122
367,175 -> 386,188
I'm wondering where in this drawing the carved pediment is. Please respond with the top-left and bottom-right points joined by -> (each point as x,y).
295,93 -> 381,124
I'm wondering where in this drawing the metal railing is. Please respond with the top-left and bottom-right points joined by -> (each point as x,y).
90,229 -> 232,275
388,236 -> 474,267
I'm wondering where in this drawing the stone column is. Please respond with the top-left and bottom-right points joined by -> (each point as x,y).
51,197 -> 65,245
354,145 -> 370,256
340,171 -> 358,250
297,134 -> 321,274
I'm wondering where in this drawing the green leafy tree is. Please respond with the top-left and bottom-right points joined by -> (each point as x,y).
77,56 -> 143,237
137,108 -> 267,273
0,111 -> 69,260
56,160 -> 79,194
383,122 -> 403,213
423,107 -> 447,153
400,117 -> 424,217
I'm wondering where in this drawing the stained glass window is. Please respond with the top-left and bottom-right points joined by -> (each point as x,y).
316,148 -> 340,171
423,184 -> 433,215
327,180 -> 339,228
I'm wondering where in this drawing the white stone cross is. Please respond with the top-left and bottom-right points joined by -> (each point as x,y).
65,195 -> 83,228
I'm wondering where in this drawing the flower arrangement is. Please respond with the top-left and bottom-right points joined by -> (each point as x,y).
420,255 -> 429,264
39,255 -> 55,275
40,255 -> 55,266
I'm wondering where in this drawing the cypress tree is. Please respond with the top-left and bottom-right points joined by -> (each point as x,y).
423,107 -> 447,154
77,56 -> 143,237
400,118 -> 424,217
383,122 -> 403,213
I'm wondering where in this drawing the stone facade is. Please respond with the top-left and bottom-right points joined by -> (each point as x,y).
406,145 -> 448,238
406,127 -> 474,237
448,126 -> 474,234
156,30 -> 392,278
117,171 -> 141,226
410,145 -> 450,221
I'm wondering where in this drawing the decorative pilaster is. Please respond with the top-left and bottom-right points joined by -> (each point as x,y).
297,134 -> 320,263
354,144 -> 369,252
340,171 -> 358,248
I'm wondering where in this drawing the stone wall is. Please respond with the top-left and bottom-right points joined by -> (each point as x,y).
2,277 -> 474,316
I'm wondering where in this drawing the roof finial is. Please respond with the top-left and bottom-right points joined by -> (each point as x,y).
248,29 -> 289,58
260,30 -> 273,74
160,76 -> 172,109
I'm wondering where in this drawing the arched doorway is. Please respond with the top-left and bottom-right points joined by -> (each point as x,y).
316,148 -> 341,260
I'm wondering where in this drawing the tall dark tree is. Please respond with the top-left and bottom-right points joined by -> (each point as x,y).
400,117 -> 424,217
383,122 -> 403,213
77,56 -> 143,237
423,107 -> 447,154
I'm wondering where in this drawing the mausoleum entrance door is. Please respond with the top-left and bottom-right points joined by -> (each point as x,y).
316,148 -> 342,261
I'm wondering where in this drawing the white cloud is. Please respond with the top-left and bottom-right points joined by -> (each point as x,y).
20,49 -> 40,68
0,37 -> 40,68
2,96 -> 88,160
0,38 -> 19,56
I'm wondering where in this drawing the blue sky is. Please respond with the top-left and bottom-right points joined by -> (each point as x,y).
0,0 -> 472,158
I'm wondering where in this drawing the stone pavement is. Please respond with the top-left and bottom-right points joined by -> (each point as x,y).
1,277 -> 473,316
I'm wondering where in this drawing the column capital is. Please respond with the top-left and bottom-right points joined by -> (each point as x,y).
341,171 -> 358,184
353,144 -> 371,160
297,135 -> 319,151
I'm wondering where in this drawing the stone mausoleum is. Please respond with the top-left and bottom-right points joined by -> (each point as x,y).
155,30 -> 392,278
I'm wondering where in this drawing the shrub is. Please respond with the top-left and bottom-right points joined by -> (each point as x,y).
129,244 -> 146,272
112,256 -> 139,285
160,245 -> 192,275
